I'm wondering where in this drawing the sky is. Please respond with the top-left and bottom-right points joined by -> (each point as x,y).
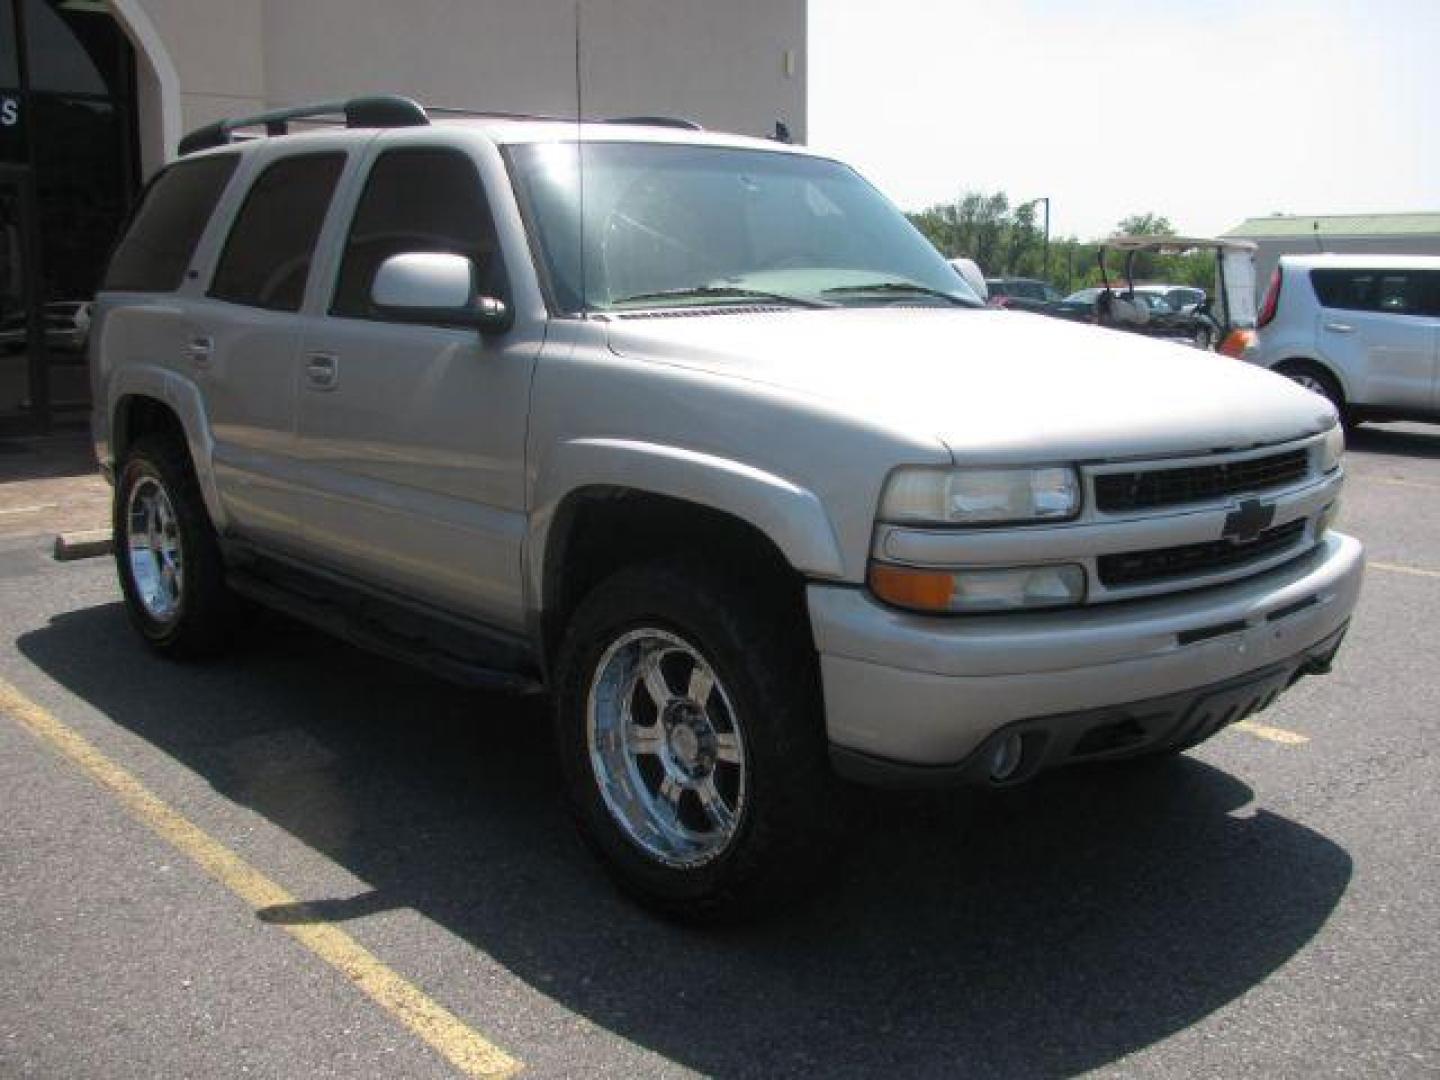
807,0 -> 1440,241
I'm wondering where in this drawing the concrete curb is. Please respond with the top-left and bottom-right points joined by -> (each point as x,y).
53,530 -> 113,561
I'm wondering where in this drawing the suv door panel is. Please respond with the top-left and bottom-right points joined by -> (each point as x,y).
1310,266 -> 1436,409
291,143 -> 536,631
195,148 -> 352,552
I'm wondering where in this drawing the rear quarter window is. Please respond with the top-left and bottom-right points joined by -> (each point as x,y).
1309,267 -> 1430,315
101,154 -> 239,292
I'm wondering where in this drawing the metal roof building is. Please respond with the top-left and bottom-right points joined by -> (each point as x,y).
1223,212 -> 1440,292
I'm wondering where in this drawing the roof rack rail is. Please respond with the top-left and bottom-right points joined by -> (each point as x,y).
177,94 -> 428,156
604,116 -> 704,131
424,105 -> 572,123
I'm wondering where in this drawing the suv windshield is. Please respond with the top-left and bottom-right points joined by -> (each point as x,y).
506,141 -> 979,314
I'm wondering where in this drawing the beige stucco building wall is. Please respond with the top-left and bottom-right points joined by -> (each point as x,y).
107,0 -> 806,178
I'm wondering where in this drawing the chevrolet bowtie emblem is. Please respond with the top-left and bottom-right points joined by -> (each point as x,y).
1222,498 -> 1276,543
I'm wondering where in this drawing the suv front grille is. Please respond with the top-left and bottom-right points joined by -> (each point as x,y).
1094,448 -> 1310,513
1097,518 -> 1308,588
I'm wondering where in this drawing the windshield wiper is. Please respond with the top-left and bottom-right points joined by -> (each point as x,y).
610,286 -> 831,309
821,281 -> 981,307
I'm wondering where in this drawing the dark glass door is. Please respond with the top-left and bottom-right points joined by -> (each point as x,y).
1,0 -> 137,431
0,167 -> 44,432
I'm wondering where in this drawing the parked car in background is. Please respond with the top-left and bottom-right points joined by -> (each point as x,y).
1048,286 -> 1105,323
985,277 -> 1061,313
1130,284 -> 1207,313
0,301 -> 93,354
44,301 -> 92,352
1047,287 -> 1213,346
1244,254 -> 1440,427
0,310 -> 25,353
948,257 -> 987,301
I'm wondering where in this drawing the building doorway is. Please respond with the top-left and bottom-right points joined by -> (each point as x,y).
0,167 -> 46,427
1,0 -> 139,434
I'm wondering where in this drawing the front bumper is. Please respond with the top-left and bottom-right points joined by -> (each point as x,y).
809,531 -> 1364,783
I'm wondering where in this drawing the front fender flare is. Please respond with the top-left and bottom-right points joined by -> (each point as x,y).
527,437 -> 847,610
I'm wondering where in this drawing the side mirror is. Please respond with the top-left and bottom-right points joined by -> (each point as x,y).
371,252 -> 512,333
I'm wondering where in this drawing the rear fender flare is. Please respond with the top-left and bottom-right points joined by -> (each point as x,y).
110,364 -> 227,530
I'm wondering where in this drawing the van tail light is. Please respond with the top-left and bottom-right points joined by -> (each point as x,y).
1257,268 -> 1282,328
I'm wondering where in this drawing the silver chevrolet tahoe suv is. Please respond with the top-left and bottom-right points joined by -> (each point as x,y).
91,96 -> 1364,918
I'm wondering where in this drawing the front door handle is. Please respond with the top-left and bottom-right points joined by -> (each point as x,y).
1323,321 -> 1355,334
184,336 -> 213,366
305,351 -> 338,390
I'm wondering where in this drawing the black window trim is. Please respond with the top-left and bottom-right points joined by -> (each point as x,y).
326,144 -> 511,326
206,149 -> 348,313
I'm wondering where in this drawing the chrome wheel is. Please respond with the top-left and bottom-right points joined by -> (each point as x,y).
1289,372 -> 1326,395
586,628 -> 747,868
125,476 -> 184,623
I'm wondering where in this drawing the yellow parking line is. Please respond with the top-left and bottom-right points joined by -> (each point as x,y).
1234,718 -> 1310,745
1370,560 -> 1440,580
0,677 -> 521,1080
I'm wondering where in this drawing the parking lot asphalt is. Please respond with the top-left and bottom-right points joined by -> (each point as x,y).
2,424 -> 1439,1078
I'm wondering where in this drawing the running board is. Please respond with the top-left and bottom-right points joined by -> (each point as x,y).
225,557 -> 542,696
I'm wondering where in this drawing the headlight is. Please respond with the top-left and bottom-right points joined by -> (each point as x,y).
869,562 -> 1087,613
879,466 -> 1081,525
1319,424 -> 1345,474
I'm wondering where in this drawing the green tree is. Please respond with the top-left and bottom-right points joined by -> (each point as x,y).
1113,212 -> 1175,237
906,190 -> 1047,280
908,198 -> 1216,296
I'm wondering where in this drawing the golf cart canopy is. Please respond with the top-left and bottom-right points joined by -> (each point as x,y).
1104,236 -> 1258,255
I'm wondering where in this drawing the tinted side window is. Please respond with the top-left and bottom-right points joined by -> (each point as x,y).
102,155 -> 239,292
209,152 -> 346,312
1310,267 -> 1426,315
331,149 -> 505,319
1419,270 -> 1440,317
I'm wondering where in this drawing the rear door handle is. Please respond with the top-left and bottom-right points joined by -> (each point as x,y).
304,351 -> 339,390
1323,321 -> 1355,334
184,336 -> 213,365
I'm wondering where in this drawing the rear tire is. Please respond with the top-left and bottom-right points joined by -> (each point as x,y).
113,432 -> 234,658
553,556 -> 835,921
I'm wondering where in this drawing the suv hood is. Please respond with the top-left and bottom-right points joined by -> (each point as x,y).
604,307 -> 1335,460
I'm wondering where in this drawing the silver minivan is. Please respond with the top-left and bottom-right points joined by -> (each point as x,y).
1246,254 -> 1440,426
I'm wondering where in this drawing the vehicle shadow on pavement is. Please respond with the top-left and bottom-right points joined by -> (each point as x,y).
1348,424 -> 1440,459
18,603 -> 1354,1078
0,431 -> 101,482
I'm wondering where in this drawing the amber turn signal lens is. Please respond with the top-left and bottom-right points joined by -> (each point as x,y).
1218,328 -> 1255,358
867,563 -> 955,612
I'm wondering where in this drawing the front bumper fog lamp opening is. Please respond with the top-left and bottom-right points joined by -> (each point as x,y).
982,729 -> 1046,785
989,732 -> 1024,781
868,562 -> 1087,614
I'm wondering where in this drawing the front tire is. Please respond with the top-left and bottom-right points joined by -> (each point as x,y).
113,433 -> 234,658
553,557 -> 834,920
